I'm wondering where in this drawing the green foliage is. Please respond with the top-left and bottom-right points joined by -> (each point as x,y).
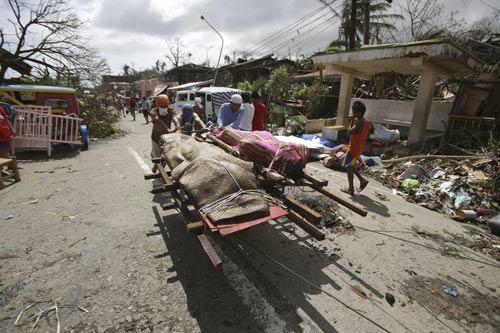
292,86 -> 307,100
252,77 -> 267,91
237,80 -> 253,92
324,46 -> 342,53
264,66 -> 293,103
79,93 -> 121,138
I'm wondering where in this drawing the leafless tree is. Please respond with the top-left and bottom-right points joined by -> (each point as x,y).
395,0 -> 470,42
397,0 -> 443,41
165,37 -> 185,68
0,0 -> 109,85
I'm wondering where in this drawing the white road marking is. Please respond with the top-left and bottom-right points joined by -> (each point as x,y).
207,236 -> 291,333
126,146 -> 151,173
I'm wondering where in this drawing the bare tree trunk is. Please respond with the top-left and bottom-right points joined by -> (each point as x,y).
363,0 -> 370,45
349,0 -> 358,50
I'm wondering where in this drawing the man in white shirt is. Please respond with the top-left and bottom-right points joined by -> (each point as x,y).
239,92 -> 255,131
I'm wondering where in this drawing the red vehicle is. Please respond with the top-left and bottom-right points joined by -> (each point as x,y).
0,85 -> 89,151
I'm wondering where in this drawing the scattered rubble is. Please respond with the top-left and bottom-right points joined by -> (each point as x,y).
367,156 -> 500,229
403,276 -> 500,329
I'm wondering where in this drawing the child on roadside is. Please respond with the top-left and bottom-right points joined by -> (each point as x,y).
341,101 -> 370,195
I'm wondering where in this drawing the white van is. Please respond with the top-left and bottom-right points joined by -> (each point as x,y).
175,87 -> 244,120
173,90 -> 195,114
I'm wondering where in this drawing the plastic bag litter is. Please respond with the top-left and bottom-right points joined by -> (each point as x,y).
399,164 -> 427,180
454,190 -> 471,210
369,123 -> 400,144
427,168 -> 446,179
401,179 -> 420,191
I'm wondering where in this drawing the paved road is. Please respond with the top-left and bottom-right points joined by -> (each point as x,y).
1,116 -> 499,332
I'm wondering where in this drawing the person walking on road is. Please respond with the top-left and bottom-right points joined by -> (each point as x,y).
251,91 -> 267,131
341,101 -> 370,195
128,97 -> 137,121
149,94 -> 179,161
140,97 -> 150,124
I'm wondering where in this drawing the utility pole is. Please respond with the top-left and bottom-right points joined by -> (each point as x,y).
349,0 -> 357,50
363,0 -> 370,45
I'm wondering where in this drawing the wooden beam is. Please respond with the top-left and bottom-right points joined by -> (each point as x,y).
144,173 -> 161,180
287,211 -> 325,241
170,190 -> 194,223
302,173 -> 328,187
312,186 -> 368,217
197,234 -> 223,272
187,221 -> 204,234
157,163 -> 173,186
284,195 -> 322,224
162,201 -> 177,210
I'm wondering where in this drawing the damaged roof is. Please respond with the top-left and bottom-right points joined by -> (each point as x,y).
311,38 -> 485,78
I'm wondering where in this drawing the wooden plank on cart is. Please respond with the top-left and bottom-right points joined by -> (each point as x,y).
187,221 -> 204,234
284,195 -> 322,224
197,234 -> 223,272
287,211 -> 325,241
144,172 -> 161,180
157,164 -> 173,186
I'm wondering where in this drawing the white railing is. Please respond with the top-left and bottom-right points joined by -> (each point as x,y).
12,105 -> 82,157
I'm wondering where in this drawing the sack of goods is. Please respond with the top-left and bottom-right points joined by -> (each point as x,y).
160,133 -> 270,224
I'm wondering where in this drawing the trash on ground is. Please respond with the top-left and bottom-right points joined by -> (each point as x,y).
441,285 -> 459,297
385,292 -> 396,306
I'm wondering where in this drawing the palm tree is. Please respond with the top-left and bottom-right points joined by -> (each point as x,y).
122,64 -> 130,76
324,0 -> 402,50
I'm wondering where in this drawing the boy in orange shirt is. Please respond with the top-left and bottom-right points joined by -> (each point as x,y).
342,101 -> 370,195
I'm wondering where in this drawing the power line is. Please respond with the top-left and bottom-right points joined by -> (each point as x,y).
243,0 -> 340,56
243,1 -> 334,55
269,15 -> 339,56
248,7 -> 336,56
250,9 -> 337,57
286,13 -> 341,56
269,5 -> 343,58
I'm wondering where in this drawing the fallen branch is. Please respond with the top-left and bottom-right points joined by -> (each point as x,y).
381,154 -> 488,164
16,302 -> 89,330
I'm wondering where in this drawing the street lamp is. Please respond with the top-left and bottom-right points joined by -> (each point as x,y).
200,15 -> 224,86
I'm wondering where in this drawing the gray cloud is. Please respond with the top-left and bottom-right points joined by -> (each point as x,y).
82,0 -> 497,73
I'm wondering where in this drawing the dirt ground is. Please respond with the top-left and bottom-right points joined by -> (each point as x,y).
1,116 -> 499,332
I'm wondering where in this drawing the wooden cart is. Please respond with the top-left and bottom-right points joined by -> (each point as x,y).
145,139 -> 367,272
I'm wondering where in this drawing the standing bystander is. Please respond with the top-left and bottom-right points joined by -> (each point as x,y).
251,91 -> 267,131
217,94 -> 244,129
0,106 -> 14,158
239,92 -> 255,131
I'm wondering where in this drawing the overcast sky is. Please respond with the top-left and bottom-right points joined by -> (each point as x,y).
1,0 -> 498,75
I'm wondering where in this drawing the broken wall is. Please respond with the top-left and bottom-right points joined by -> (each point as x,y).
351,98 -> 452,132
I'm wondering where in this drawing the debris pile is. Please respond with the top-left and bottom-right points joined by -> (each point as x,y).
294,194 -> 353,233
367,156 -> 500,226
